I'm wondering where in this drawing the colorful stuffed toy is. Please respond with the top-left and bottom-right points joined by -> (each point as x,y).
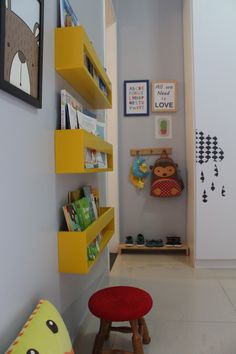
130,156 -> 149,189
6,300 -> 74,354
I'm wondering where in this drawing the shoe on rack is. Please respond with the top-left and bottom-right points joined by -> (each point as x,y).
154,239 -> 164,247
125,235 -> 134,247
145,240 -> 156,247
136,233 -> 145,246
166,236 -> 181,245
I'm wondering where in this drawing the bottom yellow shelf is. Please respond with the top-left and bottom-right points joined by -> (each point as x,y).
58,207 -> 114,274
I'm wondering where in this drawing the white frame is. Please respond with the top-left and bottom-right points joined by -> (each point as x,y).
155,115 -> 172,139
152,80 -> 177,112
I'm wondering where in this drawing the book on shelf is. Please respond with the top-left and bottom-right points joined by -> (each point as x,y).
83,108 -> 96,119
83,185 -> 98,221
87,236 -> 100,261
74,197 -> 92,231
59,0 -> 80,27
92,188 -> 100,217
96,152 -> 108,169
60,90 -> 82,129
93,70 -> 100,85
84,148 -> 108,169
63,186 -> 100,232
62,203 -> 81,231
84,148 -> 98,169
99,78 -> 108,97
84,54 -> 94,77
68,187 -> 83,204
77,111 -> 97,135
96,121 -> 106,140
67,103 -> 78,129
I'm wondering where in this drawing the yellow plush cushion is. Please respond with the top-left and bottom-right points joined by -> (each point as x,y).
6,300 -> 74,354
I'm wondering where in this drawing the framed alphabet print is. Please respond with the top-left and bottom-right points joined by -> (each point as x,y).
124,80 -> 149,116
152,81 -> 177,113
0,0 -> 44,108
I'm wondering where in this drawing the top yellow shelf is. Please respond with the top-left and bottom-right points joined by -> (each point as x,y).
55,26 -> 112,109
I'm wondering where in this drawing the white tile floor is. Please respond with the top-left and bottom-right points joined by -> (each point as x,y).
74,254 -> 236,354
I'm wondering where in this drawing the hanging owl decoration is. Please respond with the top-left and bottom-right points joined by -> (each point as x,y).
130,156 -> 150,189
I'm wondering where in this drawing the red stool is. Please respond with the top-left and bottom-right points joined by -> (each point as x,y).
88,286 -> 153,354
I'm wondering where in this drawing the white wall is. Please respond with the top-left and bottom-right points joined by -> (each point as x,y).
184,0 -> 236,263
0,1 -> 108,351
115,0 -> 187,242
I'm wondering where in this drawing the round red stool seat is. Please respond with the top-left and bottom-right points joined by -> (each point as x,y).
88,286 -> 153,322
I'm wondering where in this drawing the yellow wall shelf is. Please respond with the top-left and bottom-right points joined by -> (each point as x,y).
55,129 -> 113,174
55,26 -> 112,109
58,207 -> 114,273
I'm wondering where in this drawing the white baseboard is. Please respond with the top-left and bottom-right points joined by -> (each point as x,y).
195,259 -> 236,269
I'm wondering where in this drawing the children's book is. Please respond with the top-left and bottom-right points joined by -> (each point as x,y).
74,198 -> 92,231
68,187 -> 83,204
96,152 -> 108,168
67,103 -> 78,129
59,0 -> 80,27
96,121 -> 106,140
77,111 -> 97,135
84,148 -> 98,169
62,203 -> 81,231
61,90 -> 82,129
83,185 -> 97,221
92,188 -> 100,217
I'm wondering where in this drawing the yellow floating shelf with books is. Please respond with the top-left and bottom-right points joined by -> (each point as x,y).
58,207 -> 114,274
55,26 -> 112,109
55,129 -> 113,173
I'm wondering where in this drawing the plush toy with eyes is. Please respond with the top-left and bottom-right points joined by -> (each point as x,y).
151,152 -> 184,197
6,300 -> 74,354
130,156 -> 150,189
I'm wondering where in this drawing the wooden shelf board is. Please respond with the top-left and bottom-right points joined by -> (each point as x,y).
119,243 -> 190,256
55,26 -> 112,109
55,129 -> 113,174
130,148 -> 172,156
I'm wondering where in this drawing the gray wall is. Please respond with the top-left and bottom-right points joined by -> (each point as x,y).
115,0 -> 186,242
0,0 -> 108,352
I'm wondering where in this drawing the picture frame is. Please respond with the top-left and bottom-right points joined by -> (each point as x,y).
152,80 -> 177,113
155,115 -> 172,139
0,0 -> 44,108
124,80 -> 149,116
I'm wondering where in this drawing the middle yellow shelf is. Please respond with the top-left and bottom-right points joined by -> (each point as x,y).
55,129 -> 113,173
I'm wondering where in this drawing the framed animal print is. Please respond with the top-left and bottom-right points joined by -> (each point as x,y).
0,0 -> 44,108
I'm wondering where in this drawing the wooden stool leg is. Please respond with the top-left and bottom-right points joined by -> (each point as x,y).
92,319 -> 110,354
130,320 -> 144,354
105,322 -> 112,340
138,317 -> 151,344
